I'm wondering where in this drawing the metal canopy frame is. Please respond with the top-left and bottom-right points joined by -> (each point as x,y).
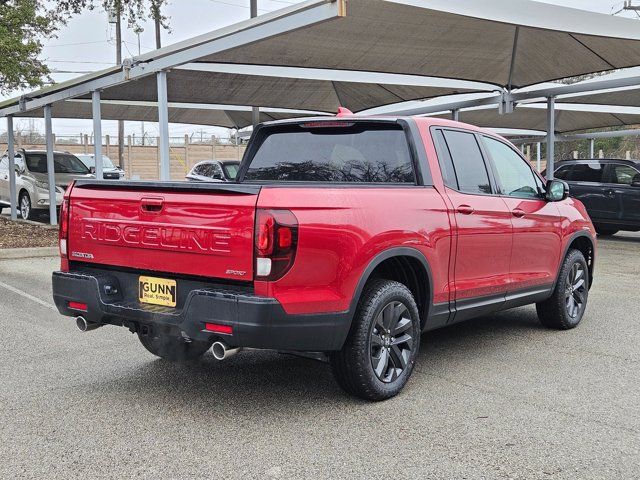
0,0 -> 345,224
4,0 -> 640,224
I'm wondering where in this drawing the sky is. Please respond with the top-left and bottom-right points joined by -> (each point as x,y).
1,0 -> 637,140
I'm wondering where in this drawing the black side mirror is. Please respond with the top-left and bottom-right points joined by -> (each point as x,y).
631,174 -> 640,187
89,166 -> 96,174
546,179 -> 569,202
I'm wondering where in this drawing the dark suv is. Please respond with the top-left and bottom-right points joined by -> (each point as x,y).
550,158 -> 640,236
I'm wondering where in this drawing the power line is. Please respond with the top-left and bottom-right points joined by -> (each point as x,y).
42,40 -> 111,48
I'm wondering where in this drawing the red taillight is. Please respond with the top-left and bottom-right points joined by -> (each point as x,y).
256,212 -> 275,256
59,198 -> 69,258
278,227 -> 292,249
68,301 -> 87,312
205,323 -> 233,335
254,209 -> 298,281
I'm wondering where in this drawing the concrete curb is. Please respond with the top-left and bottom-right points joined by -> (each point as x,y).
1,214 -> 57,230
0,247 -> 58,260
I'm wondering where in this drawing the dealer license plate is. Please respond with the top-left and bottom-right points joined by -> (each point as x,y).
138,276 -> 177,307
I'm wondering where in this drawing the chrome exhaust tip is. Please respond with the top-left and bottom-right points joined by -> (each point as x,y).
211,341 -> 242,361
75,316 -> 102,332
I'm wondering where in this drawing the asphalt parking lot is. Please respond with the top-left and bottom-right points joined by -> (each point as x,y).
1,235 -> 639,479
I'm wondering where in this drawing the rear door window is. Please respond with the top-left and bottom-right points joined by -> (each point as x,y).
569,163 -> 604,183
441,130 -> 492,194
244,123 -> 416,183
609,164 -> 640,185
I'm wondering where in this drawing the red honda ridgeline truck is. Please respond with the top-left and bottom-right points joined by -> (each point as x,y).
52,116 -> 596,400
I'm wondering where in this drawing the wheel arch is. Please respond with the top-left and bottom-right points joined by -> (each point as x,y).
558,231 -> 595,290
348,247 -> 434,330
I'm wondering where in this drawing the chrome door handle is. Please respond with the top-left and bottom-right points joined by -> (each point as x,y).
512,208 -> 526,218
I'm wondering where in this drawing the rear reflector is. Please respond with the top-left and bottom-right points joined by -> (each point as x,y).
68,301 -> 87,311
205,323 -> 233,335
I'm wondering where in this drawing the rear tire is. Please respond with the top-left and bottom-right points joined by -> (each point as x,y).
138,333 -> 212,362
536,249 -> 589,330
330,279 -> 421,401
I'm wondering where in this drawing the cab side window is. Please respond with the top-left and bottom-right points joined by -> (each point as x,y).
569,163 -> 603,183
554,164 -> 573,180
482,136 -> 540,199
441,130 -> 492,194
610,164 -> 639,185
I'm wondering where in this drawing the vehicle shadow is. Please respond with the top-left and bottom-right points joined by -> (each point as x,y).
74,306 -> 544,411
600,232 -> 640,244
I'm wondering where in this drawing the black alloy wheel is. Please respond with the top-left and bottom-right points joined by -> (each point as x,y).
370,301 -> 415,383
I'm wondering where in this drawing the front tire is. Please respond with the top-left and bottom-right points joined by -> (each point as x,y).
330,279 -> 421,401
138,333 -> 212,362
595,226 -> 618,236
536,249 -> 589,330
19,192 -> 33,221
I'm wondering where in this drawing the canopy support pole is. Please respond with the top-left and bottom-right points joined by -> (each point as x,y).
157,71 -> 170,181
6,116 -> 17,220
251,0 -> 259,128
536,142 -> 541,173
451,109 -> 459,121
546,96 -> 555,180
92,90 -> 103,180
44,105 -> 58,226
589,138 -> 595,158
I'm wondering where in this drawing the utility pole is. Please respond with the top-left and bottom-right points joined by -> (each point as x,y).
251,0 -> 260,128
135,27 -> 146,145
152,1 -> 162,49
618,1 -> 640,15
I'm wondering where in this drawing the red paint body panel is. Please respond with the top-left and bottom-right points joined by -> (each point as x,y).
68,187 -> 257,280
62,116 -> 597,324
444,187 -> 513,300
254,186 -> 452,314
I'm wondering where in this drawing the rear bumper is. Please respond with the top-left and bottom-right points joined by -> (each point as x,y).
52,270 -> 350,351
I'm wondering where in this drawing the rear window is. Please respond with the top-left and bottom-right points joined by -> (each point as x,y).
244,123 -> 416,183
26,153 -> 90,174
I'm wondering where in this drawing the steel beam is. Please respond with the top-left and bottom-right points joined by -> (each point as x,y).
451,109 -> 459,121
546,97 -> 555,180
157,71 -> 170,181
384,92 -> 503,116
536,142 -> 541,173
92,90 -> 103,180
511,74 -> 640,103
44,105 -> 58,225
6,116 -> 17,220
589,138 -> 595,158
127,0 -> 344,79
0,69 -> 126,118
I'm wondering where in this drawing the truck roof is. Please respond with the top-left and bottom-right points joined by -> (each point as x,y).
261,115 -> 489,134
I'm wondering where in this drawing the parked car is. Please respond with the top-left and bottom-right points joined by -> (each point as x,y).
0,149 -> 92,220
52,116 -> 596,401
186,160 -> 240,182
74,153 -> 125,180
546,158 -> 640,236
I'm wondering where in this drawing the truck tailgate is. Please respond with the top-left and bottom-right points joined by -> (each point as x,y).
67,181 -> 260,281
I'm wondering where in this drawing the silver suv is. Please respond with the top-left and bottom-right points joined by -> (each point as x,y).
0,149 -> 92,220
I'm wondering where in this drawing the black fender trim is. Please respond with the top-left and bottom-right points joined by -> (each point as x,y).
554,231 -> 596,291
339,247 -> 435,343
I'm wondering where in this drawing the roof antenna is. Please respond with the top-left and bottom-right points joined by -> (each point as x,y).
336,107 -> 353,117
